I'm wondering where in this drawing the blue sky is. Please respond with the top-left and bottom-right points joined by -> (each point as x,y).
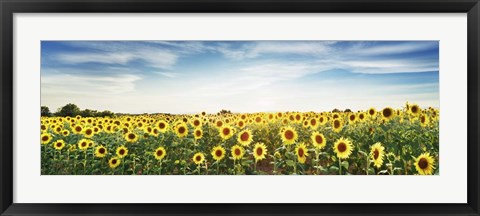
41,41 -> 439,114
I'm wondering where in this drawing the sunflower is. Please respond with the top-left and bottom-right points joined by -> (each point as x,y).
40,133 -> 52,144
311,131 -> 326,149
333,137 -> 354,159
95,146 -> 107,158
414,153 -> 436,175
280,126 -> 298,145
369,142 -> 385,168
332,119 -> 343,133
219,125 -> 234,140
193,128 -> 203,140
348,113 -> 357,123
191,118 -> 202,128
409,104 -> 421,116
358,112 -> 366,121
108,157 -> 121,169
72,124 -> 83,134
125,132 -> 138,143
211,146 -> 226,161
83,127 -> 94,138
231,145 -> 245,160
192,152 -> 205,165
237,129 -> 253,146
62,129 -> 70,136
381,107 -> 395,121
116,146 -> 128,158
368,107 -> 377,117
53,139 -> 65,150
153,147 -> 166,160
420,114 -> 429,127
237,120 -> 246,129
78,139 -> 90,150
175,122 -> 189,138
309,118 -> 318,129
252,142 -> 267,162
156,120 -> 169,133
295,142 -> 309,164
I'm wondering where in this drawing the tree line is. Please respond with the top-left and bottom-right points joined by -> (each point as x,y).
41,103 -> 115,117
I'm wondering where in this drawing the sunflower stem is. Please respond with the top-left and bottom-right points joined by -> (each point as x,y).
216,161 -> 219,174
159,160 -> 162,175
83,151 -> 87,175
339,158 -> 342,175
316,148 -> 320,175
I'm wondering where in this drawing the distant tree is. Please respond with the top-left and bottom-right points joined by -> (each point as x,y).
97,110 -> 115,118
344,109 -> 352,113
218,109 -> 231,115
332,108 -> 341,113
41,106 -> 51,117
55,103 -> 81,117
80,109 -> 97,117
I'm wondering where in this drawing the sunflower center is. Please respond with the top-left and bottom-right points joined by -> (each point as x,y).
373,149 -> 379,159
42,136 -> 49,141
310,119 -> 316,126
412,106 -> 418,113
337,142 -> 347,153
256,147 -> 263,156
215,150 -> 222,157
315,135 -> 323,144
119,149 -> 125,155
112,159 -> 117,164
238,121 -> 244,127
41,125 -> 46,130
298,148 -> 304,157
334,120 -> 340,128
195,130 -> 202,137
99,148 -> 105,154
369,109 -> 375,115
194,120 -> 200,126
56,143 -> 62,147
418,158 -> 429,169
127,133 -> 135,139
178,127 -> 186,134
234,148 -> 241,156
421,116 -> 426,123
75,126 -> 82,132
295,115 -> 301,121
383,109 -> 392,118
223,128 -> 230,136
216,121 -> 223,127
156,150 -> 163,157
285,130 -> 294,140
240,132 -> 249,141
350,115 -> 355,121
159,123 -> 165,129
81,142 -> 87,147
86,129 -> 92,135
195,155 -> 201,162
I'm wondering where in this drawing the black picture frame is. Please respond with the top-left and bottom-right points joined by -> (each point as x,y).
1,0 -> 479,215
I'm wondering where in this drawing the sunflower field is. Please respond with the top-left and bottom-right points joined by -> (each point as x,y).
40,102 -> 439,175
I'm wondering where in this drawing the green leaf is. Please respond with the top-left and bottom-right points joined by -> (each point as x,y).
286,160 -> 295,167
341,161 -> 349,170
329,166 -> 339,172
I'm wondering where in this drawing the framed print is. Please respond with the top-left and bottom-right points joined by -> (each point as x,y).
1,0 -> 479,215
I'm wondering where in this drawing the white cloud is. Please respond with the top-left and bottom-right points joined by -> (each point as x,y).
155,72 -> 178,78
54,42 -> 178,69
348,42 -> 438,56
42,74 -> 142,96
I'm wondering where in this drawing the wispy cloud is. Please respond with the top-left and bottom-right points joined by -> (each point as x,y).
42,74 -> 142,96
